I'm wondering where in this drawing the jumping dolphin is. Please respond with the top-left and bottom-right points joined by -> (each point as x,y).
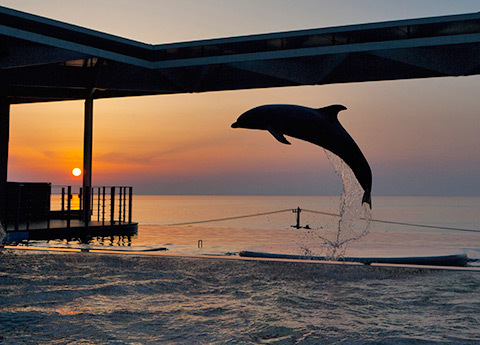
231,104 -> 372,208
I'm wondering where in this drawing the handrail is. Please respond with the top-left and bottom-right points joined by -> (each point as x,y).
3,184 -> 134,231
53,185 -> 134,227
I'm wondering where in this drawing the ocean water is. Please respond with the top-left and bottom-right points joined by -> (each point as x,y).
1,252 -> 479,344
46,195 -> 479,261
2,195 -> 480,344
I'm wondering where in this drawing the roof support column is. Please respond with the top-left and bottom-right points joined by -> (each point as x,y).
83,97 -> 93,224
0,99 -> 9,227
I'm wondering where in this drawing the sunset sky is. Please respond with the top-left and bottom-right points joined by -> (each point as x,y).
3,0 -> 480,196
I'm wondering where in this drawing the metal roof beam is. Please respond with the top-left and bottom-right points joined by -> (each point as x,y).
369,45 -> 480,76
0,24 -> 151,68
152,33 -> 480,69
0,41 -> 88,69
228,54 -> 347,85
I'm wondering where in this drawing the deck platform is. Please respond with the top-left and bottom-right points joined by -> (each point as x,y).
4,219 -> 138,243
2,184 -> 137,244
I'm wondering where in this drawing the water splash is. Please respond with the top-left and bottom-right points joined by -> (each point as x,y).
300,150 -> 371,260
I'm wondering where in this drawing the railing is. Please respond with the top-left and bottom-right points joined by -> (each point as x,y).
52,185 -> 134,227
3,184 -> 134,231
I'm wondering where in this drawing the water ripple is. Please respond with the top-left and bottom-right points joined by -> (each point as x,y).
1,251 -> 479,344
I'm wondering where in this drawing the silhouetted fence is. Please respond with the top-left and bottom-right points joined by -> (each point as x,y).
3,183 -> 134,231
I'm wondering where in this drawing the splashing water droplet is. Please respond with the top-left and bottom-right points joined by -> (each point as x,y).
300,150 -> 372,260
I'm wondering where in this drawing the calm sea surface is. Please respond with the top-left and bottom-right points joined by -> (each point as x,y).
2,196 -> 479,344
50,195 -> 480,260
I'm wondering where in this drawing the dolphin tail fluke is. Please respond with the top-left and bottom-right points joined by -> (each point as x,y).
362,190 -> 372,209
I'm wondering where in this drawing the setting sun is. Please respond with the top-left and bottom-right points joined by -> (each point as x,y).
72,168 -> 82,177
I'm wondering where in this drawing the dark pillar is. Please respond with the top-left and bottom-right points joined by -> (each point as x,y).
0,99 -> 9,226
83,98 -> 93,224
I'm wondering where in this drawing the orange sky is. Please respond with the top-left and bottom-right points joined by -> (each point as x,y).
8,77 -> 480,196
4,1 -> 480,196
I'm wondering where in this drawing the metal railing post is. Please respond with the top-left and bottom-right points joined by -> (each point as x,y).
90,187 -> 94,219
118,187 -> 122,224
123,187 -> 127,223
102,186 -> 106,225
67,186 -> 71,229
97,187 -> 100,222
110,187 -> 115,225
46,187 -> 51,229
61,187 -> 65,214
128,187 -> 133,224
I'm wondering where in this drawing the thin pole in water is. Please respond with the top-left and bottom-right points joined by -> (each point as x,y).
292,207 -> 302,229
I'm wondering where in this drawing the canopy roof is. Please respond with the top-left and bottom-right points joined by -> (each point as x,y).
1,6 -> 480,104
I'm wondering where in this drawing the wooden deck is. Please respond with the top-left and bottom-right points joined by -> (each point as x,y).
4,219 -> 138,243
2,184 -> 137,244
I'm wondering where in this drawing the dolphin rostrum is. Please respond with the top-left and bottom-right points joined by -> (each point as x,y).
231,104 -> 372,208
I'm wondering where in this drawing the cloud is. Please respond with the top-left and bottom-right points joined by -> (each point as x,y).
42,150 -> 79,160
94,134 -> 241,165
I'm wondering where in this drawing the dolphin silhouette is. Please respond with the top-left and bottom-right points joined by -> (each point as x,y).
231,104 -> 372,208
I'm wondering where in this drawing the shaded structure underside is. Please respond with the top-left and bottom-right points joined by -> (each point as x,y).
1,6 -> 480,104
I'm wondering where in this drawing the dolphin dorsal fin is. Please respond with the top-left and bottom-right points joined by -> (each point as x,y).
317,104 -> 347,119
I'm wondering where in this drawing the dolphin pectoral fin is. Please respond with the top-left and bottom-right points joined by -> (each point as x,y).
267,127 -> 291,145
